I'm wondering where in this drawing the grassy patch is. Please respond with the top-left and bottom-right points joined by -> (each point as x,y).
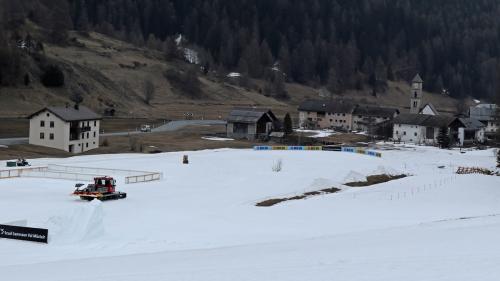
256,187 -> 341,207
345,174 -> 407,187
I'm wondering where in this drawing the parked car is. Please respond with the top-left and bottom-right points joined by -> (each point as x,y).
140,124 -> 152,132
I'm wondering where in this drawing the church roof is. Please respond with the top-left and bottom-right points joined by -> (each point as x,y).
412,74 -> 423,83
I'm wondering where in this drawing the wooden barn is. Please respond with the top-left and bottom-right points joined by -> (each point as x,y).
226,108 -> 278,140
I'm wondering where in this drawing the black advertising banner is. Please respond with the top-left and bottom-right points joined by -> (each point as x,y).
0,224 -> 48,243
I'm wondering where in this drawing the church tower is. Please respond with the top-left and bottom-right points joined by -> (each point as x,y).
410,74 -> 423,114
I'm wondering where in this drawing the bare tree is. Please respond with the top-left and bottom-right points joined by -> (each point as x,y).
143,79 -> 155,105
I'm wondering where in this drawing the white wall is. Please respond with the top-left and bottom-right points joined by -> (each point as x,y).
394,123 -> 422,143
29,110 -> 100,153
420,105 -> 437,115
69,120 -> 100,153
29,111 -> 69,151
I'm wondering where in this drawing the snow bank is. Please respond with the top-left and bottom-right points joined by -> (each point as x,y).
343,171 -> 367,183
46,199 -> 104,244
202,136 -> 234,141
295,129 -> 335,138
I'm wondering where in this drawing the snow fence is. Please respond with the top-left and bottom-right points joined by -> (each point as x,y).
0,165 -> 162,184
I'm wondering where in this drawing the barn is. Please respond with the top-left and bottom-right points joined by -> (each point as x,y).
226,108 -> 278,140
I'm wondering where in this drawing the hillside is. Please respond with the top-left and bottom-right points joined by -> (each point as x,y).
0,28 -> 465,120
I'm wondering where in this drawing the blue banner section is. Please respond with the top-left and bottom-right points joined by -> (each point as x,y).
254,146 -> 381,157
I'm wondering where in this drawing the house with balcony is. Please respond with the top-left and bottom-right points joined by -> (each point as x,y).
28,105 -> 101,153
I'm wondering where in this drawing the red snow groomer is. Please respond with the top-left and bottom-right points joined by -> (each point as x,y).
73,176 -> 127,201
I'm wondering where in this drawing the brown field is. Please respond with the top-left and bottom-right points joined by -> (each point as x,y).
0,125 -> 256,161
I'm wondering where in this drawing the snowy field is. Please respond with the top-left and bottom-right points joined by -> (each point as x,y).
1,145 -> 499,281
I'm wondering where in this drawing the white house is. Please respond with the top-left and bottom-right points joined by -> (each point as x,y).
393,114 -> 485,145
393,114 -> 455,144
28,105 -> 101,153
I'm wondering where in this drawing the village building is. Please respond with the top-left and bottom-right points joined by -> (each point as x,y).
392,73 -> 487,145
298,100 -> 398,132
28,105 -> 101,153
469,103 -> 498,138
226,108 -> 278,140
298,100 -> 356,130
393,114 -> 485,145
352,105 -> 400,133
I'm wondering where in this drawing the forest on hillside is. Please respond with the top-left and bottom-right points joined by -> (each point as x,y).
2,0 -> 500,101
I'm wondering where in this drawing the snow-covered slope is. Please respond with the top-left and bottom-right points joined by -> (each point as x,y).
0,146 -> 499,281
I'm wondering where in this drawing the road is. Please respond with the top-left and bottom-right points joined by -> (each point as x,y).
0,120 -> 227,146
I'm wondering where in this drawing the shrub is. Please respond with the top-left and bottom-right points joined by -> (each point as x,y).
41,65 -> 64,87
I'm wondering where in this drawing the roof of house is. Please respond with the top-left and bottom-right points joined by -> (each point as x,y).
457,118 -> 485,130
419,103 -> 439,115
412,73 -> 423,83
393,113 -> 455,128
353,105 -> 399,118
226,108 -> 277,123
469,104 -> 497,121
29,106 -> 102,121
298,99 -> 357,114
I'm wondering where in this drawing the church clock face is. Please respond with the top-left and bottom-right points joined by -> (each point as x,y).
412,82 -> 420,89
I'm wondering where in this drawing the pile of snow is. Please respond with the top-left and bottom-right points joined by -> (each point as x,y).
227,72 -> 241,78
202,136 -> 234,141
372,165 -> 401,176
296,129 -> 335,138
45,199 -> 104,244
343,170 -> 367,183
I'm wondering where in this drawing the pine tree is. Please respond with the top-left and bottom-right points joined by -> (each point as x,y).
437,127 -> 450,148
283,113 -> 293,135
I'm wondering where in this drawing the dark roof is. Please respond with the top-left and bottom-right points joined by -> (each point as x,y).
412,74 -> 423,83
227,108 -> 277,123
469,104 -> 497,121
353,105 -> 399,118
298,99 -> 356,114
29,106 -> 102,121
457,118 -> 485,130
393,113 -> 455,127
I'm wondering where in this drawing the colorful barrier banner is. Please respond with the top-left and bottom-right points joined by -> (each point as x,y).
254,146 -> 322,151
254,146 -> 381,157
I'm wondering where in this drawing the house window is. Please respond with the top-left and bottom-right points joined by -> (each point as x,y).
81,133 -> 85,139
50,133 -> 54,140
86,143 -> 89,148
342,113 -> 346,116
93,142 -> 96,145
50,121 -> 54,128
396,130 -> 399,135
403,131 -> 407,135
40,120 -> 45,127
87,132 -> 89,138
94,121 -> 97,126
40,132 -> 45,139
330,119 -> 333,122
46,113 -> 50,117
414,132 -> 417,136
93,132 -> 96,137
